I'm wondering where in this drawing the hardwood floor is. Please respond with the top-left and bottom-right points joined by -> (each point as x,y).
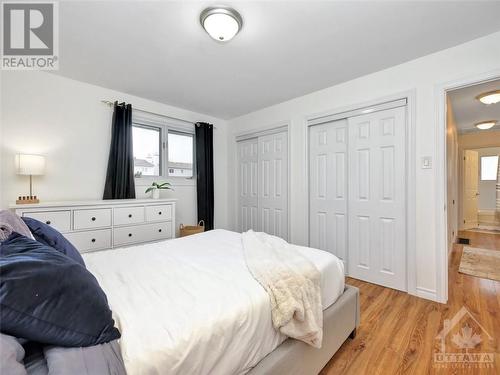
320,230 -> 500,375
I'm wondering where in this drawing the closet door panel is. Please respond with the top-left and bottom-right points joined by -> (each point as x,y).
348,106 -> 406,291
237,138 -> 259,232
258,132 -> 288,240
309,120 -> 348,267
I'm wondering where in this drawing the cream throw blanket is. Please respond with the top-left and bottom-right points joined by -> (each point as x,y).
241,230 -> 323,348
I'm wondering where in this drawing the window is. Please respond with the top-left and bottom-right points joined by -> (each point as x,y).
480,155 -> 499,181
132,125 -> 161,177
167,131 -> 194,177
132,120 -> 194,180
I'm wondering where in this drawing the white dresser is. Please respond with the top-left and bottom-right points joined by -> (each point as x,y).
11,199 -> 176,253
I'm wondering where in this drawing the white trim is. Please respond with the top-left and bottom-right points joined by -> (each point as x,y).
416,287 -> 438,301
304,90 -> 417,296
235,123 -> 288,142
435,68 -> 500,304
308,98 -> 407,126
233,122 -> 291,240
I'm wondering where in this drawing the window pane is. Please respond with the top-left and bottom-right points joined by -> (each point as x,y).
480,155 -> 499,181
168,132 -> 193,177
133,125 -> 161,177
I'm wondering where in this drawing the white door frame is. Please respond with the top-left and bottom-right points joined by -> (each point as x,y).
435,69 -> 500,303
234,122 -> 291,238
305,90 -> 417,296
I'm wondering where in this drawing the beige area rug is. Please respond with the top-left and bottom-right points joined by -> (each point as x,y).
459,247 -> 500,282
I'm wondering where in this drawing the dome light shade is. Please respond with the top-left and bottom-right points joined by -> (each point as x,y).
200,7 -> 242,42
474,120 -> 497,130
476,90 -> 500,105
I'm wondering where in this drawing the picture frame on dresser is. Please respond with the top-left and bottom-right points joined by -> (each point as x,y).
10,199 -> 177,254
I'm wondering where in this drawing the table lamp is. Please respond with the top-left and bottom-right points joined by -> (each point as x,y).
15,154 -> 45,204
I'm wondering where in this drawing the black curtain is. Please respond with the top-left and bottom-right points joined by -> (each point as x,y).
195,122 -> 214,230
103,102 -> 136,199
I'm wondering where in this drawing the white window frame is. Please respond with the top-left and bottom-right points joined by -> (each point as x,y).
480,155 -> 499,181
132,112 -> 195,187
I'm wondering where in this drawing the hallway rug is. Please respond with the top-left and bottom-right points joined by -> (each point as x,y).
459,246 -> 500,281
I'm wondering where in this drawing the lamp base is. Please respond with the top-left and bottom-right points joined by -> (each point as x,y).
16,196 -> 40,204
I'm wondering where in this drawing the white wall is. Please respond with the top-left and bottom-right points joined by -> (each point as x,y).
0,71 -> 229,233
227,31 -> 500,302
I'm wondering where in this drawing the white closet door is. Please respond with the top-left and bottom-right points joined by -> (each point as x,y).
258,132 -> 288,240
237,138 -> 259,232
348,106 -> 406,291
309,120 -> 348,268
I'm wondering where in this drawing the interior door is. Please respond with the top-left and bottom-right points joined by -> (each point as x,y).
258,132 -> 288,240
463,150 -> 479,229
348,106 -> 407,291
309,119 -> 348,269
237,138 -> 259,232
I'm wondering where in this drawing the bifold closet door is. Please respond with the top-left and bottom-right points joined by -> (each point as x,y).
258,132 -> 288,240
237,138 -> 259,232
309,120 -> 348,268
348,106 -> 407,291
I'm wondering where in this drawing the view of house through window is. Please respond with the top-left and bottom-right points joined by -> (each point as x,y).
132,124 -> 194,178
168,132 -> 194,177
132,125 -> 161,177
480,155 -> 499,181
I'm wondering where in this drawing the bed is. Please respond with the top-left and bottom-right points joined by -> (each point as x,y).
81,229 -> 359,374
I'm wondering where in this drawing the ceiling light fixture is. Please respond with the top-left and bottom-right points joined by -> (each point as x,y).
200,7 -> 242,42
474,120 -> 497,130
476,90 -> 500,105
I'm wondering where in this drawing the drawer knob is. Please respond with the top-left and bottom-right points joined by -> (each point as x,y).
128,233 -> 132,237
45,220 -> 51,225
158,212 -> 162,215
128,214 -> 132,218
91,217 -> 96,221
158,229 -> 162,232
91,238 -> 96,243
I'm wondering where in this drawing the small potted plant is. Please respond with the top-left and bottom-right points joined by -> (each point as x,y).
145,182 -> 172,199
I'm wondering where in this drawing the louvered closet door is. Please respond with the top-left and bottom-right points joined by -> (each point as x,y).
309,120 -> 348,268
258,132 -> 288,240
237,138 -> 259,232
348,106 -> 407,291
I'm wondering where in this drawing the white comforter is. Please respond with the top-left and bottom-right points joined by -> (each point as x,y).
83,230 -> 344,375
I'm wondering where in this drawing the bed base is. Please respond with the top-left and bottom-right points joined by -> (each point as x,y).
247,285 -> 360,375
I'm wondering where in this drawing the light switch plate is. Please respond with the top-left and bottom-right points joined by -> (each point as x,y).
422,156 -> 432,169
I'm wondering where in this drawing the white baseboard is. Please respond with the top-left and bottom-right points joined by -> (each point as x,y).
415,287 -> 440,302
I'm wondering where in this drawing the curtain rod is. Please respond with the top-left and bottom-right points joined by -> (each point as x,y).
100,100 -> 216,129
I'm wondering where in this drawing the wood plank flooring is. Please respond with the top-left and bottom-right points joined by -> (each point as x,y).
320,230 -> 500,375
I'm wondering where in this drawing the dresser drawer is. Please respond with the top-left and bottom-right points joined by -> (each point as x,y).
65,229 -> 111,253
113,206 -> 145,226
145,204 -> 172,222
73,208 -> 111,230
23,210 -> 71,233
113,222 -> 173,247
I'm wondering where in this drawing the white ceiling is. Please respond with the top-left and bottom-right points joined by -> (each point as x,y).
448,79 -> 500,134
55,1 -> 500,119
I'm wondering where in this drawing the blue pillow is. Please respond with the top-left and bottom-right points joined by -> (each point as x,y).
21,217 -> 85,267
0,233 -> 120,347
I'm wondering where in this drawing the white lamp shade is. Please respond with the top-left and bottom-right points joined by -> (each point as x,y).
15,154 -> 45,175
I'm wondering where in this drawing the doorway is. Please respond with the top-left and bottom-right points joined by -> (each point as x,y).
446,78 -> 500,286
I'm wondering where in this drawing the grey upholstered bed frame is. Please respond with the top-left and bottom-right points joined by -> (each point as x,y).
248,285 -> 360,375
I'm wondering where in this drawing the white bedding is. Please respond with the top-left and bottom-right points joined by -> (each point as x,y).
83,229 -> 345,375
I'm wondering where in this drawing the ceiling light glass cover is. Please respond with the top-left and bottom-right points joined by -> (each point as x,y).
476,90 -> 500,105
475,120 -> 497,130
200,7 -> 242,42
